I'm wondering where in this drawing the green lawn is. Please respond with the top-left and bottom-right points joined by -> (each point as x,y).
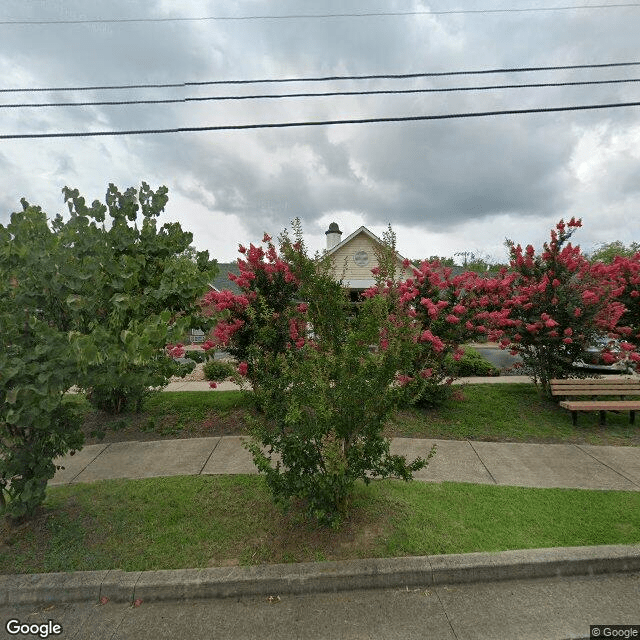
6,385 -> 638,574
66,384 -> 640,446
388,383 -> 640,445
66,391 -> 254,442
2,476 -> 638,574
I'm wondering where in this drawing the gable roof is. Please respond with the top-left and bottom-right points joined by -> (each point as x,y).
323,225 -> 410,263
211,226 -> 420,295
211,262 -> 241,294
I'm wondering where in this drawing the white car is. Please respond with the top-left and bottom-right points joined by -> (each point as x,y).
572,336 -> 632,373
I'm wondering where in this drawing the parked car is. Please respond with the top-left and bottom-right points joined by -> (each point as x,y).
572,336 -> 632,373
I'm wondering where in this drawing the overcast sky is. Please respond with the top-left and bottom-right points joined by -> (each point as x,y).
1,0 -> 640,267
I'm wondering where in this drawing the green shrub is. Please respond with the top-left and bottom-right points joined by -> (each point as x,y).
445,347 -> 500,377
205,221 -> 431,526
184,350 -> 206,363
203,360 -> 235,381
413,382 -> 454,408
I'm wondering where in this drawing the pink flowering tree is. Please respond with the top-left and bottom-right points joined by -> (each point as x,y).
607,253 -> 640,350
201,221 -> 430,526
489,218 -> 631,394
200,229 -> 308,399
364,258 -> 506,406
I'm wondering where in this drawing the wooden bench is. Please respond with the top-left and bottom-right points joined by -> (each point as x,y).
550,378 -> 640,426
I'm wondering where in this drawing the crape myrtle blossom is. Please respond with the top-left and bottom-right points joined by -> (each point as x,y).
485,218 -> 639,393
364,259 -> 499,405
165,343 -> 185,358
203,227 -> 484,408
199,231 -> 309,390
367,217 -> 639,399
603,252 -> 640,344
201,218 -> 639,402
199,221 -> 434,525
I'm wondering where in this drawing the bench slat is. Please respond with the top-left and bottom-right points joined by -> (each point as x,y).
551,383 -> 640,389
551,380 -> 640,384
559,400 -> 640,410
553,391 -> 640,396
551,382 -> 640,387
550,378 -> 640,397
550,378 -> 638,383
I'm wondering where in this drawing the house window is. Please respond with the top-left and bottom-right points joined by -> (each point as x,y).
190,329 -> 205,343
354,250 -> 369,267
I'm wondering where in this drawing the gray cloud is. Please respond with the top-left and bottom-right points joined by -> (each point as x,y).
1,0 -> 639,261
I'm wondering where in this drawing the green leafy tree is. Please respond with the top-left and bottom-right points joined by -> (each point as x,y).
417,254 -> 506,272
1,183 -> 216,520
589,241 -> 640,264
0,204 -> 90,520
59,183 -> 218,412
453,250 -> 505,273
425,255 -> 456,267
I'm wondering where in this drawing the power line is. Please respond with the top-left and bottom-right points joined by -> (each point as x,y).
3,61 -> 640,93
4,77 -> 640,108
2,100 -> 639,139
2,4 -> 640,25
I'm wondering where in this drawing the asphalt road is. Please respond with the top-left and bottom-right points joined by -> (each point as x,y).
470,344 -> 523,375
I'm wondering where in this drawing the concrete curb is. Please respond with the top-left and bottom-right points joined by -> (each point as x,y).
3,544 -> 639,606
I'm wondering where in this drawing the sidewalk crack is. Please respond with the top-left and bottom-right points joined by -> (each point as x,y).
69,443 -> 112,484
467,440 -> 498,485
433,586 -> 460,640
198,437 -> 222,475
573,444 -> 640,489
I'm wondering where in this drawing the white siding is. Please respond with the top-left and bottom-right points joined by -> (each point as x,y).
328,232 -> 412,287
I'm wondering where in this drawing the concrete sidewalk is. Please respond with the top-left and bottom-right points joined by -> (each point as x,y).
162,375 -> 536,391
10,432 -> 639,632
50,435 -> 640,491
5,569 -> 640,639
4,550 -> 640,633
6,376 -> 637,638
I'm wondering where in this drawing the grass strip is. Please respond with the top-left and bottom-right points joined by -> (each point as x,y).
2,476 -> 638,574
66,391 -> 254,441
389,383 -> 640,445
67,385 -> 640,445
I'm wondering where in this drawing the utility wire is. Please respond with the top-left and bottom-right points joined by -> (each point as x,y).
2,4 -> 640,25
4,77 -> 640,108
2,100 -> 639,139
2,61 -> 640,93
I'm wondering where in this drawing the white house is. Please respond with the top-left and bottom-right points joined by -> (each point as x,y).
188,222 -> 413,342
323,222 -> 413,301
